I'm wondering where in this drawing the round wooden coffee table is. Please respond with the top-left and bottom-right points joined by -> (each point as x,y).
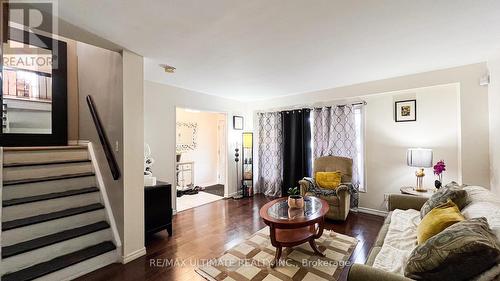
259,196 -> 329,268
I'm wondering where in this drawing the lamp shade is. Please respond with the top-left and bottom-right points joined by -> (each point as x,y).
243,133 -> 253,148
407,148 -> 433,168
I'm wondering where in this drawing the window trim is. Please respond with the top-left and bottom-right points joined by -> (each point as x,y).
354,105 -> 366,192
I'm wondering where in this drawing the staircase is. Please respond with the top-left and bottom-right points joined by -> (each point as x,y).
1,145 -> 120,281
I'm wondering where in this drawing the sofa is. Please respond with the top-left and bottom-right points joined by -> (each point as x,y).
347,186 -> 500,281
298,156 -> 352,221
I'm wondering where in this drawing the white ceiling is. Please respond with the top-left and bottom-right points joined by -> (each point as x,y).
57,0 -> 500,101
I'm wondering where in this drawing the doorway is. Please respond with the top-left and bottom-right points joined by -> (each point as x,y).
217,119 -> 226,186
175,107 -> 227,212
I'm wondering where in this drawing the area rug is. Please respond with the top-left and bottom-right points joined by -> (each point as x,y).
195,226 -> 358,281
204,184 -> 225,197
177,191 -> 223,212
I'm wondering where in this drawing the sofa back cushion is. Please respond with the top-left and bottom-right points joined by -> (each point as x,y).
417,200 -> 464,244
420,184 -> 467,218
463,185 -> 500,206
405,217 -> 500,281
460,186 -> 500,241
314,156 -> 352,182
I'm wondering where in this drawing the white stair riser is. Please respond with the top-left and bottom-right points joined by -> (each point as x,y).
1,229 -> 113,276
3,176 -> 97,200
2,210 -> 107,246
3,162 -> 93,182
2,176 -> 97,200
3,192 -> 101,222
4,149 -> 89,165
33,250 -> 118,281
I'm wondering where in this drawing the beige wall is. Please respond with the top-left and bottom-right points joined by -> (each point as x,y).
361,84 -> 459,210
488,56 -> 500,196
66,39 -> 79,141
176,108 -> 224,187
77,45 -> 144,262
122,50 -> 145,262
248,63 -> 490,211
76,42 -> 125,241
144,81 -> 247,212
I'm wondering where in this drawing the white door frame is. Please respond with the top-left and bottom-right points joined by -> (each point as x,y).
216,119 -> 226,185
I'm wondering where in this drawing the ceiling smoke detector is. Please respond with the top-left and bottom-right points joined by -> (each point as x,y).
160,64 -> 176,73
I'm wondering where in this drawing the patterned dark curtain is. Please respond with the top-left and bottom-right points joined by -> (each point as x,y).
281,109 -> 312,195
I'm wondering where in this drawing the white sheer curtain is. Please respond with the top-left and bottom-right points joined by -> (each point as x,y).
312,105 -> 360,207
256,112 -> 283,197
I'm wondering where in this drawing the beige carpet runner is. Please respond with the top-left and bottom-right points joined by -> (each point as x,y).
196,226 -> 358,281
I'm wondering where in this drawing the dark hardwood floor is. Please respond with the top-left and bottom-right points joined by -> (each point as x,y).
76,194 -> 384,281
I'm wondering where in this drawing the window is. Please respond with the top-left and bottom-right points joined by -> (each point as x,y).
354,105 -> 365,192
309,105 -> 366,191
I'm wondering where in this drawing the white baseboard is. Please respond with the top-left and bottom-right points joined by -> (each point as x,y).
357,207 -> 388,217
121,247 -> 146,264
226,191 -> 238,198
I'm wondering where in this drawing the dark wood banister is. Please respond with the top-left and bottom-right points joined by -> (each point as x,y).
86,95 -> 121,180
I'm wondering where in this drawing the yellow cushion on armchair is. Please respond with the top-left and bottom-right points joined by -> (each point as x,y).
315,171 -> 342,190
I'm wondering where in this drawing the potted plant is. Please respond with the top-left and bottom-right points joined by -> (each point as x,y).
433,160 -> 446,189
287,187 -> 304,209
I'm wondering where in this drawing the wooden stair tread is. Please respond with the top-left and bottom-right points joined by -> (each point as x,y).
2,203 -> 105,231
3,159 -> 91,168
1,241 -> 116,281
3,187 -> 99,207
3,172 -> 95,186
2,221 -> 110,259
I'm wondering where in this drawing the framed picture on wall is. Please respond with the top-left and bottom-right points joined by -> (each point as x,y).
395,99 -> 416,122
233,116 -> 244,130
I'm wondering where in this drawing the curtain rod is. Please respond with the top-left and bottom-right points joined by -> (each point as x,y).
256,100 -> 367,114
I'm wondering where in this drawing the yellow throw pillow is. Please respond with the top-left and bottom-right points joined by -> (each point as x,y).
417,199 -> 465,244
315,171 -> 342,190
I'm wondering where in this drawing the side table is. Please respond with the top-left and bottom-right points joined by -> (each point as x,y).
400,186 -> 435,198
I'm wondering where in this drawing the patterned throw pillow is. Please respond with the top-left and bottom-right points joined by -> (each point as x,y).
420,184 -> 467,218
405,218 -> 500,281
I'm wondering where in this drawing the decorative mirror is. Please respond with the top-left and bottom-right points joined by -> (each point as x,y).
1,27 -> 67,146
176,122 -> 197,151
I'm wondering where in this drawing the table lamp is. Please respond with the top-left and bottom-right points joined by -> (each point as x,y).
407,148 -> 433,191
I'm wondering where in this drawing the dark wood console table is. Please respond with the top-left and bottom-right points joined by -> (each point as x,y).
145,181 -> 172,236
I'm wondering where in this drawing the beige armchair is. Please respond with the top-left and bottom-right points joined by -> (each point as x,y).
299,156 -> 352,221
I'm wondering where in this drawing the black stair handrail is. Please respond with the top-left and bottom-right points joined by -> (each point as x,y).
86,95 -> 121,180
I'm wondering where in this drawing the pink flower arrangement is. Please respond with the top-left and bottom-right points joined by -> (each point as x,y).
433,160 -> 446,175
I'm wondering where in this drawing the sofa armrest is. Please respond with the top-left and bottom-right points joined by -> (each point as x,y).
299,178 -> 313,196
347,264 -> 414,281
336,184 -> 350,196
387,194 -> 428,211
